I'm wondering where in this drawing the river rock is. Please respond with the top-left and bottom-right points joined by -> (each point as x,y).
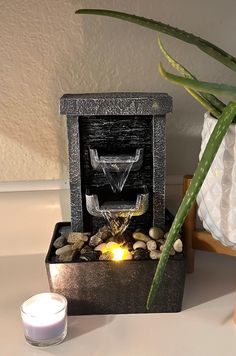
173,239 -> 183,253
133,241 -> 146,250
133,232 -> 150,243
95,243 -> 107,253
53,235 -> 67,249
72,250 -> 81,262
89,225 -> 112,247
106,241 -> 119,250
133,248 -> 149,260
55,244 -> 72,256
79,250 -> 101,262
149,227 -> 164,240
149,250 -> 162,260
124,251 -> 133,260
147,240 -> 157,251
58,250 -> 75,262
80,245 -> 92,254
67,232 -> 89,244
97,225 -> 112,241
159,244 -> 164,252
79,255 -> 89,262
157,239 -> 166,249
99,251 -> 113,261
89,235 -> 103,247
72,240 -> 85,251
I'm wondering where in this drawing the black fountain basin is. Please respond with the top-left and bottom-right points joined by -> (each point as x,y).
45,222 -> 186,315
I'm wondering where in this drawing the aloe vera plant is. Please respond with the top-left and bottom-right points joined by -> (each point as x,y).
76,8 -> 236,308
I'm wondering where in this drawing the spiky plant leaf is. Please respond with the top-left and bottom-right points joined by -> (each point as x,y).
184,88 -> 221,118
158,38 -> 221,117
147,101 -> 236,309
159,63 -> 236,99
158,36 -> 194,79
158,36 -> 225,113
76,9 -> 236,72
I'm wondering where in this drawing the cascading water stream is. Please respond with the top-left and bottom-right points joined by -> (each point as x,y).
100,159 -> 133,194
100,157 -> 134,237
102,211 -> 134,237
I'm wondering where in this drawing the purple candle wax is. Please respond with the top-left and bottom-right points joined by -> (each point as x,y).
21,293 -> 67,344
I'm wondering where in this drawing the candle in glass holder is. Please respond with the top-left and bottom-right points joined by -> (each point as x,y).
20,293 -> 67,347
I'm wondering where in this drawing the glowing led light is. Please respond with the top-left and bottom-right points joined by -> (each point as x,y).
112,247 -> 125,261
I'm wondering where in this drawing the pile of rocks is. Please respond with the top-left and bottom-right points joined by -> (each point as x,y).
53,225 -> 183,263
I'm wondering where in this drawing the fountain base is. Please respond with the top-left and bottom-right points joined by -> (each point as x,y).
45,223 -> 186,315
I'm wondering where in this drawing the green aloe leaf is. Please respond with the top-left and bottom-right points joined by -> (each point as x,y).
158,37 -> 221,117
184,88 -> 221,118
158,35 -> 194,79
159,63 -> 236,100
76,9 -> 236,72
147,101 -> 236,309
158,36 -> 225,113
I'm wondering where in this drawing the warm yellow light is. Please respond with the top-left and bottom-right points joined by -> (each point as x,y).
100,242 -> 130,261
112,247 -> 126,261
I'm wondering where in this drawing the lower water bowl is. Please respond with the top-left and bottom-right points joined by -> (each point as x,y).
45,223 -> 186,315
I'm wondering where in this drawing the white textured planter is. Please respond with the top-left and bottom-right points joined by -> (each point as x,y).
197,112 -> 236,249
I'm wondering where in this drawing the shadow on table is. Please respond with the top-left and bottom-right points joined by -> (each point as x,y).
65,314 -> 115,341
182,251 -> 236,310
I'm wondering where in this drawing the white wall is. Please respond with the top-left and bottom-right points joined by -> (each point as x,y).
0,185 -> 70,256
1,0 -> 236,181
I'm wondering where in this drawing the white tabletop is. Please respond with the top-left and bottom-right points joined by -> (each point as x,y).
1,251 -> 236,356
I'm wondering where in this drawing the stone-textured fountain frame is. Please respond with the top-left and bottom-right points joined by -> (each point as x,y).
60,92 -> 172,232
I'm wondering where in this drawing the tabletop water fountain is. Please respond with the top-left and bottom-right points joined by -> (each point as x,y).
45,93 -> 186,315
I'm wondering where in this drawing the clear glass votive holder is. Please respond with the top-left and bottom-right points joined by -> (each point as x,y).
20,292 -> 67,347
